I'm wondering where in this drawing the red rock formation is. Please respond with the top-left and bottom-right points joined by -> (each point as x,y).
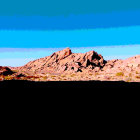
18,48 -> 106,75
1,48 -> 140,82
0,66 -> 14,76
103,55 -> 140,71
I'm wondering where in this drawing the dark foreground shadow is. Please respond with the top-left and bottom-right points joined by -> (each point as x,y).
0,80 -> 140,89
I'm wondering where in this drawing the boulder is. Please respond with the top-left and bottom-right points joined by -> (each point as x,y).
0,66 -> 14,76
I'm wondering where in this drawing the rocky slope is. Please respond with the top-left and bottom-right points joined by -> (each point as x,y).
100,55 -> 140,82
1,48 -> 140,82
18,48 -> 106,75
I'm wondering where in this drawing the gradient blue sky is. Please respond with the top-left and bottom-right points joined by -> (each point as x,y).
0,0 -> 140,66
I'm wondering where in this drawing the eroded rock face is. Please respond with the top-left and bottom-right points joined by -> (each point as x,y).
103,55 -> 140,72
18,48 -> 107,75
51,47 -> 72,61
102,55 -> 140,81
1,48 -> 140,82
0,66 -> 14,76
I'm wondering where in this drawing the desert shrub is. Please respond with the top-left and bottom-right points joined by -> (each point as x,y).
135,75 -> 140,79
116,72 -> 124,76
4,75 -> 14,80
71,74 -> 76,77
129,73 -> 132,77
94,72 -> 99,76
136,71 -> 139,74
60,75 -> 66,78
62,78 -> 68,81
51,75 -> 57,78
42,76 -> 47,79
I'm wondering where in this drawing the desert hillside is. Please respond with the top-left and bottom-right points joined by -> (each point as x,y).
1,48 -> 140,82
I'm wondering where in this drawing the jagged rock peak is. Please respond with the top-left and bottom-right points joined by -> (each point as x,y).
51,47 -> 72,60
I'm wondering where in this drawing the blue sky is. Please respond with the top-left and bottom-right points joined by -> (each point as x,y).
0,10 -> 140,30
0,26 -> 140,48
1,0 -> 140,16
0,0 -> 140,66
1,45 -> 140,66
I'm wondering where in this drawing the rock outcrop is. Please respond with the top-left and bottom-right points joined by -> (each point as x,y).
0,66 -> 14,76
18,48 -> 106,75
103,55 -> 140,73
1,48 -> 140,82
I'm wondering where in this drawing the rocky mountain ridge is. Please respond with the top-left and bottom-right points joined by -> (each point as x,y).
18,47 -> 106,75
1,48 -> 140,82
